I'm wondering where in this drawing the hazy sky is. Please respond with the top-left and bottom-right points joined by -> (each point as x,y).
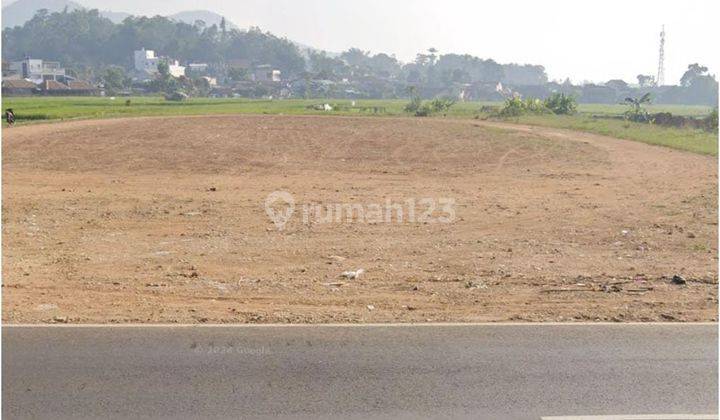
10,0 -> 720,83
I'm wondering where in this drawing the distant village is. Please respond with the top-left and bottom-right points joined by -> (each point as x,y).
2,49 -> 286,98
1,5 -> 717,106
2,47 -> 718,106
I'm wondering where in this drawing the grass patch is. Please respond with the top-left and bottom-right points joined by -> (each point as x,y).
693,244 -> 708,252
577,103 -> 712,117
512,114 -> 718,156
1,96 -> 494,122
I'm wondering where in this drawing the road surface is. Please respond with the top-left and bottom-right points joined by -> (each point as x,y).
3,324 -> 718,419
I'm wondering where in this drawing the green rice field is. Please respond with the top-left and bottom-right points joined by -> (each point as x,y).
2,96 -> 717,155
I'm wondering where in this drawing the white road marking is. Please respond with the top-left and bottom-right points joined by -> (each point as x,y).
542,415 -> 718,420
4,322 -> 718,328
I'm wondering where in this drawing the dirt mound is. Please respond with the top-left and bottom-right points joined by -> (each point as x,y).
3,115 -> 598,174
2,115 -> 717,323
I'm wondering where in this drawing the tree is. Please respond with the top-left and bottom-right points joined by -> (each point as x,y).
2,9 -> 116,67
308,50 -> 348,80
680,63 -> 709,87
2,9 -> 306,79
685,73 -> 719,105
101,66 -> 128,94
501,63 -> 547,85
606,79 -> 628,90
157,61 -> 170,78
226,27 -> 305,77
367,53 -> 400,78
427,48 -> 438,65
227,67 -> 249,81
637,74 -> 655,88
415,48 -> 438,67
707,108 -> 718,132
340,48 -> 369,68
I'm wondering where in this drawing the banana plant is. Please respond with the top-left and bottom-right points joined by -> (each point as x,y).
623,93 -> 652,122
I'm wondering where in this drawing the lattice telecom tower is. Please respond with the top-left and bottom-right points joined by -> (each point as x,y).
656,25 -> 666,87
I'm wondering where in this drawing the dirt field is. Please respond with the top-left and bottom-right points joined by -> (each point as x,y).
2,115 -> 717,323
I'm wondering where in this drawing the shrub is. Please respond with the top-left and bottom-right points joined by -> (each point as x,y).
430,97 -> 456,114
544,93 -> 577,115
405,96 -> 455,117
404,96 -> 423,114
165,91 -> 189,101
523,98 -> 547,114
707,108 -> 718,132
498,97 -> 526,117
497,96 -> 548,117
414,103 -> 433,117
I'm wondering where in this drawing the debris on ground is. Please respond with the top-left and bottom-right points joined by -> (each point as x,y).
603,284 -> 623,293
671,275 -> 687,285
341,269 -> 365,279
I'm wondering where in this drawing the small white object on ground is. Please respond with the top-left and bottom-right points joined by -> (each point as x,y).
341,269 -> 365,279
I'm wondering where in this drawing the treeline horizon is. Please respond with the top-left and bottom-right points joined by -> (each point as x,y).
2,8 -> 718,106
0,8 -> 567,85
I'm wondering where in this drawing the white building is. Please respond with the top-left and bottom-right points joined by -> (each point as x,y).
186,63 -> 209,75
253,65 -> 281,82
133,49 -> 185,79
133,49 -> 159,74
9,58 -> 66,82
201,76 -> 217,86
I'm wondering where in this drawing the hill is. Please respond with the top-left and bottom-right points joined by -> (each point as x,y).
167,10 -> 238,30
99,10 -> 131,23
2,0 -> 238,29
2,0 -> 81,27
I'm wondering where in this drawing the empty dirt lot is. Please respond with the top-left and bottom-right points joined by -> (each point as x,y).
2,115 -> 717,323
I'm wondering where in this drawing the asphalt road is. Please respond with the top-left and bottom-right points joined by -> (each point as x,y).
3,324 -> 718,419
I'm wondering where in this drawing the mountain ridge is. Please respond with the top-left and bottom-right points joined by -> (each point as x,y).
2,0 -> 336,57
2,0 -> 238,30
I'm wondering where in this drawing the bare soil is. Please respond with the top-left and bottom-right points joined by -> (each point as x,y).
2,115 -> 717,323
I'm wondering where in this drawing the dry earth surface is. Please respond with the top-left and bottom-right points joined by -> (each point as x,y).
2,115 -> 717,323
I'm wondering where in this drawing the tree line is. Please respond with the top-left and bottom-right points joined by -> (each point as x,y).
1,8 -> 717,106
2,8 -> 546,85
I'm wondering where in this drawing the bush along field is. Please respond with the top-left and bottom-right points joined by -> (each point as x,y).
2,95 -> 718,156
487,93 -> 718,156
